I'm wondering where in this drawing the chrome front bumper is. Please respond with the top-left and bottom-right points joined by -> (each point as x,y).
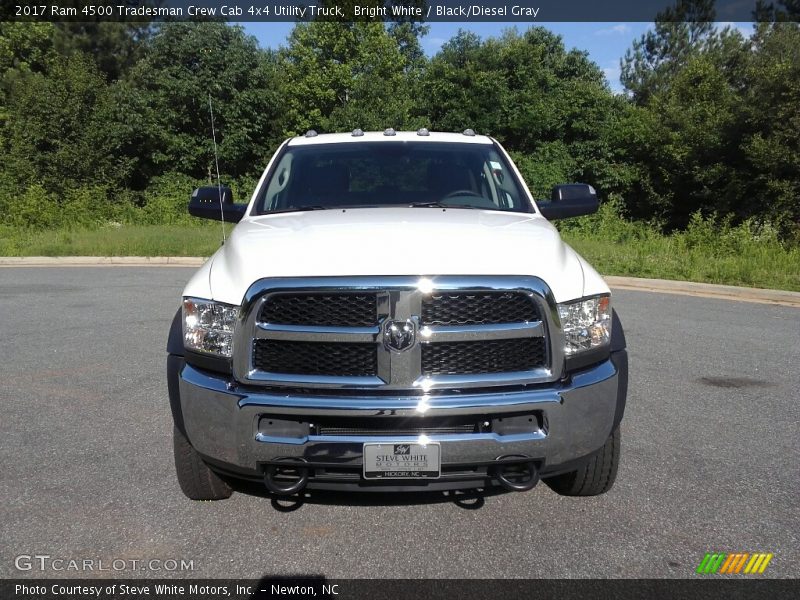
178,354 -> 624,483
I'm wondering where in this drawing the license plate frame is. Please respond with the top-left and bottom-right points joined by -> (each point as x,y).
362,442 -> 441,480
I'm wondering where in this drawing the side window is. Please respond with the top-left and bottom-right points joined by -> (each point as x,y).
262,153 -> 293,210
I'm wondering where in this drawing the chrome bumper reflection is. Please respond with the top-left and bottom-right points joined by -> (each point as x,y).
179,358 -> 620,472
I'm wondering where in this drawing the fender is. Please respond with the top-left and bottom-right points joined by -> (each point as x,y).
610,309 -> 628,431
167,308 -> 186,434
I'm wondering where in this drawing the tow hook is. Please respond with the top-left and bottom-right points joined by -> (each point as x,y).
493,457 -> 539,492
263,459 -> 309,496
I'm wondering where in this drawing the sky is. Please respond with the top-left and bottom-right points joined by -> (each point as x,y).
242,21 -> 755,93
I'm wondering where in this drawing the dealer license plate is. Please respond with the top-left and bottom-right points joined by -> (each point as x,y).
362,442 -> 441,479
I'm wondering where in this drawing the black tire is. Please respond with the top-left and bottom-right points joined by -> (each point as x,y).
544,426 -> 620,496
173,426 -> 233,500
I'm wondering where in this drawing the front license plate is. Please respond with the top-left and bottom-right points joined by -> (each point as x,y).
362,442 -> 441,479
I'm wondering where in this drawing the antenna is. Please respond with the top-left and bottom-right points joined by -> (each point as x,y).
208,93 -> 226,243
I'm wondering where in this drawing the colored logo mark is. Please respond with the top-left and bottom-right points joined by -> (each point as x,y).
696,552 -> 773,574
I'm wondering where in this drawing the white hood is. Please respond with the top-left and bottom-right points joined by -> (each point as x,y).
184,208 -> 606,305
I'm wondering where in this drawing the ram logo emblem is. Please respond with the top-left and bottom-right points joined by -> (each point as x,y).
383,319 -> 416,352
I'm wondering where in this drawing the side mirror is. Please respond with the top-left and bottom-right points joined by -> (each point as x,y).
537,184 -> 599,220
188,186 -> 247,223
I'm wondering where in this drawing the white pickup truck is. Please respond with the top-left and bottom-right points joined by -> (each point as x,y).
166,130 -> 628,499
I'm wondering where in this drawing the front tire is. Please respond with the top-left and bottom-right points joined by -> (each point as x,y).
544,426 -> 620,496
173,426 -> 233,500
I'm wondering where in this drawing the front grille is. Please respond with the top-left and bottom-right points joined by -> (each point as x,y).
421,291 -> 539,325
253,339 -> 377,376
260,293 -> 377,326
422,338 -> 546,376
243,277 -> 554,389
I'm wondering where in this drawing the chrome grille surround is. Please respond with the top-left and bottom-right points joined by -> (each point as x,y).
232,276 -> 564,391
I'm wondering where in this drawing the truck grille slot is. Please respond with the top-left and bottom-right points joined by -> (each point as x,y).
253,339 -> 377,376
315,423 -> 478,437
421,338 -> 546,376
421,291 -> 539,325
260,293 -> 377,326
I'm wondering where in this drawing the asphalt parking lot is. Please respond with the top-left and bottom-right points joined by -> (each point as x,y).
1,267 -> 798,579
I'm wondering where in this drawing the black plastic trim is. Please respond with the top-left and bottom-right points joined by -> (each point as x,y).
564,345 -> 611,372
166,308 -> 184,356
167,354 -> 186,435
610,308 -> 626,352
610,349 -> 628,431
184,349 -> 232,375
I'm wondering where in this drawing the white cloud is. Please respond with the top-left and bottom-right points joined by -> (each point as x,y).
595,24 -> 631,36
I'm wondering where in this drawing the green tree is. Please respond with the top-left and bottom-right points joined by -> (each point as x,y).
618,1 -> 800,231
280,21 -> 417,133
629,55 -> 743,225
0,22 -> 58,108
418,30 -> 508,135
0,22 -> 57,75
3,52 -> 124,191
53,22 -> 153,82
620,0 -> 717,103
739,22 -> 800,229
754,0 -> 800,20
126,22 -> 283,181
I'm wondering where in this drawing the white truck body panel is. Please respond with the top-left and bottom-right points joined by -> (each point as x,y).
184,207 -> 609,305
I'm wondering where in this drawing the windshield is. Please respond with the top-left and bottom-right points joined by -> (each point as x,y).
254,141 -> 532,214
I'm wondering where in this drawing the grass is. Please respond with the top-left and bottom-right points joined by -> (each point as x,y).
1,206 -> 798,291
563,234 -> 800,291
558,201 -> 800,291
0,223 -> 231,257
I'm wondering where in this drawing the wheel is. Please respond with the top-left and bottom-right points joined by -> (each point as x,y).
173,426 -> 233,500
544,426 -> 620,496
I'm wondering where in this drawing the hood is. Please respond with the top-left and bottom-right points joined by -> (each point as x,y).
193,208 -> 589,305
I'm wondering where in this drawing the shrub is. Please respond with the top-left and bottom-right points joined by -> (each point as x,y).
4,184 -> 58,229
138,173 -> 206,226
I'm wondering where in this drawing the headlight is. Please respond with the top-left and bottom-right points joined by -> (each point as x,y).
182,297 -> 238,358
557,295 -> 611,355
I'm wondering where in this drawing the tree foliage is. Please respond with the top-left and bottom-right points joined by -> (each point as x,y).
619,1 -> 800,231
280,21 -> 419,133
125,22 -> 284,182
3,53 -> 123,191
0,8 -> 799,239
620,0 -> 717,103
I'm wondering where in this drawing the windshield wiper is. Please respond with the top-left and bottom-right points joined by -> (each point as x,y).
267,205 -> 330,214
407,201 -> 478,209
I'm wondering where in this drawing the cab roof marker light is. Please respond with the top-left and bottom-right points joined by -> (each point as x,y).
463,128 -> 476,136
352,129 -> 364,137
383,128 -> 396,136
417,128 -> 430,136
304,130 -> 318,138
